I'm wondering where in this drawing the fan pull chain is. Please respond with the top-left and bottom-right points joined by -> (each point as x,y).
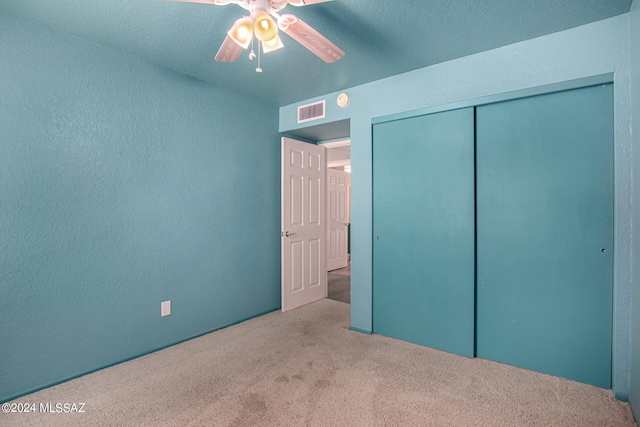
249,36 -> 256,60
256,41 -> 263,73
249,9 -> 256,61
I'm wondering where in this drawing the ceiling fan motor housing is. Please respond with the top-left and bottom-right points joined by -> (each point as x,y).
239,0 -> 288,14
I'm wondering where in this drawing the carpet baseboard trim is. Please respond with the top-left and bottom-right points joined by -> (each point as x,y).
349,326 -> 372,334
2,306 -> 281,404
616,391 -> 630,402
629,395 -> 639,425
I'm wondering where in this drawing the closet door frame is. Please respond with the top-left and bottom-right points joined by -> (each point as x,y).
371,74 -> 616,389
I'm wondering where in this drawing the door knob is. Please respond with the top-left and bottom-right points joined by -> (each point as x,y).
285,231 -> 297,237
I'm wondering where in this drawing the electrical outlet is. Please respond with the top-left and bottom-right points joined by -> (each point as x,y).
161,300 -> 171,317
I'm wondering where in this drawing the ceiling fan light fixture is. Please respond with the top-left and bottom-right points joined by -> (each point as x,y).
228,17 -> 253,49
262,35 -> 284,53
182,0 -> 343,67
254,11 -> 278,42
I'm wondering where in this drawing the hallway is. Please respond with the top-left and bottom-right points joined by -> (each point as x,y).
328,264 -> 350,304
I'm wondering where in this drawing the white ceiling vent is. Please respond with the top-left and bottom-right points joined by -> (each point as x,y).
298,100 -> 326,123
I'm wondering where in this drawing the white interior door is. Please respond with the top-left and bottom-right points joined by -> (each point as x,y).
281,137 -> 327,312
327,169 -> 350,271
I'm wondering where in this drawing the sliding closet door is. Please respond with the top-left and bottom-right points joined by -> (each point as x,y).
476,84 -> 614,388
373,108 -> 475,357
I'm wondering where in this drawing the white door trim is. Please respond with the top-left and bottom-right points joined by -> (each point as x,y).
322,139 -> 350,148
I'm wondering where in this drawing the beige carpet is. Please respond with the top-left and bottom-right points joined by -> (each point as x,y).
2,299 -> 635,427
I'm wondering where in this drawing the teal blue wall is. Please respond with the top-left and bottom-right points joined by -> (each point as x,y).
0,13 -> 281,403
629,0 -> 640,418
280,15 -> 633,399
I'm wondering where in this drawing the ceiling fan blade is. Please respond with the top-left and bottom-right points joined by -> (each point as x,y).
167,0 -> 240,5
287,0 -> 333,6
279,14 -> 344,63
215,35 -> 244,62
168,0 -> 216,4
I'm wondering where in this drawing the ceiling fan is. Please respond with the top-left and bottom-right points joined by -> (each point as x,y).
170,0 -> 344,72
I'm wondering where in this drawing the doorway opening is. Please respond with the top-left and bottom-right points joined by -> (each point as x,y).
324,139 -> 351,305
280,119 -> 351,313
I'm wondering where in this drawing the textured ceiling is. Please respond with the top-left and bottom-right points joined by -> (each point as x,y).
0,0 -> 632,106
